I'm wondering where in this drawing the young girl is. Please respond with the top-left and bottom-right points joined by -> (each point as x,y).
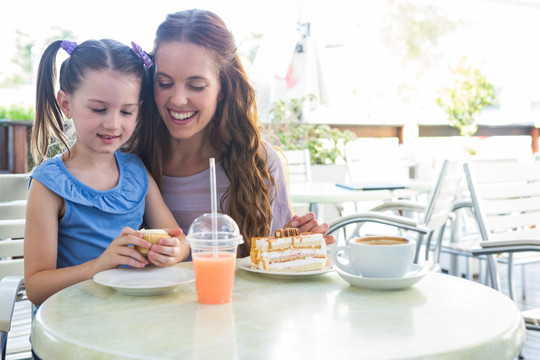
24,39 -> 190,306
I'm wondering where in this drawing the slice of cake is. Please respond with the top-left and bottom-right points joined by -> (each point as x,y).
250,228 -> 327,272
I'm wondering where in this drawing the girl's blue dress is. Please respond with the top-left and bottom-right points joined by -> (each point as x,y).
29,151 -> 148,268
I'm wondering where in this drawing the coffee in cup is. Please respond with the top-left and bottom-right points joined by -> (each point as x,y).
332,236 -> 415,278
355,237 -> 409,246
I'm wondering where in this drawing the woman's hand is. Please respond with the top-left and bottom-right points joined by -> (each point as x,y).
94,227 -> 149,271
147,228 -> 190,267
285,212 -> 336,246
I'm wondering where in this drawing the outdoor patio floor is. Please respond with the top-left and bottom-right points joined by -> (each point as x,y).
507,262 -> 540,359
450,259 -> 540,359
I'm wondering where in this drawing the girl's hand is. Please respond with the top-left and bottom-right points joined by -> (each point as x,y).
147,228 -> 189,267
94,227 -> 149,271
285,213 -> 337,246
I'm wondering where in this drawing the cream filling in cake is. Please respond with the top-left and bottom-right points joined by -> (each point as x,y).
250,231 -> 327,272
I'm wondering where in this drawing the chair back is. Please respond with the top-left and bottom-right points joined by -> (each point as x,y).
421,159 -> 463,232
463,159 -> 540,301
0,174 -> 31,360
0,174 -> 28,279
282,149 -> 312,183
0,174 -> 28,202
464,160 -> 540,244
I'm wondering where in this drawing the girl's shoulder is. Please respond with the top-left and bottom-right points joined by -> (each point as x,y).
116,151 -> 145,168
30,152 -> 148,213
30,155 -> 64,183
116,151 -> 148,183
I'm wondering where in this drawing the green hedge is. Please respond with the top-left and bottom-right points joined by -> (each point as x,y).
0,104 -> 34,121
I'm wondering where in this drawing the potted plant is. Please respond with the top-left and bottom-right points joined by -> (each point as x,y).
436,57 -> 496,154
263,95 -> 356,165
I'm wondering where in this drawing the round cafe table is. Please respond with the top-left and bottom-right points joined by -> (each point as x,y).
31,261 -> 525,359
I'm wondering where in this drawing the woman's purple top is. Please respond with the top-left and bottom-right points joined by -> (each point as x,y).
161,145 -> 292,235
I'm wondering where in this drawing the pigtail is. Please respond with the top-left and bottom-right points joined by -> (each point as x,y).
32,40 -> 71,166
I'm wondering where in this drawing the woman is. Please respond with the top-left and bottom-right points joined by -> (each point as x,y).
127,9 -> 334,257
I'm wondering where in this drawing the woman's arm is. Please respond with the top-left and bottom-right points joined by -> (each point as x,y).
284,212 -> 336,246
143,171 -> 190,265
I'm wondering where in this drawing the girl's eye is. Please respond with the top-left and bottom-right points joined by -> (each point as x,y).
91,108 -> 106,113
121,111 -> 134,115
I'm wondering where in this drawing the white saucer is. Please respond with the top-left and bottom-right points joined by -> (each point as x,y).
335,264 -> 430,290
93,266 -> 194,296
238,257 -> 334,279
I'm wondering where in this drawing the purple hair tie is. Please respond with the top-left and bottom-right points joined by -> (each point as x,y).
131,41 -> 153,67
61,40 -> 78,55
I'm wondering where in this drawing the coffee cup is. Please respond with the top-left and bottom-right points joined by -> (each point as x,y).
332,236 -> 415,278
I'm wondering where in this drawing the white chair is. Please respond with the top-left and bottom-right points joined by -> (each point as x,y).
282,149 -> 312,184
438,158 -> 521,281
282,149 -> 314,216
0,174 -> 31,360
327,159 -> 462,268
462,160 -> 540,309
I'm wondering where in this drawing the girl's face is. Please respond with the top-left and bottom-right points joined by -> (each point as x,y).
153,41 -> 222,142
58,70 -> 141,155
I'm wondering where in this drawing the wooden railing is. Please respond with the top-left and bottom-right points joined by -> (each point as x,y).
332,123 -> 539,153
2,121 -> 539,174
0,120 -> 32,174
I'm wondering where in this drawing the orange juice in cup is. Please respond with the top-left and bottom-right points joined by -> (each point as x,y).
187,213 -> 244,305
192,252 -> 236,304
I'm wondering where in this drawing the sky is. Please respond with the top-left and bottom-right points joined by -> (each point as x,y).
4,0 -> 540,126
0,0 -> 298,72
0,0 -> 302,106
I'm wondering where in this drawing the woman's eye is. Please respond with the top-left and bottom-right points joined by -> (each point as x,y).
158,82 -> 173,89
91,108 -> 106,113
121,110 -> 134,115
189,84 -> 206,91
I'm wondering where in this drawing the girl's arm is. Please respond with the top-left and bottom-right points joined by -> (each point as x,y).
143,172 -> 190,266
24,179 -> 151,306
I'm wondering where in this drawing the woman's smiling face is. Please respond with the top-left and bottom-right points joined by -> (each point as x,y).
153,41 -> 222,142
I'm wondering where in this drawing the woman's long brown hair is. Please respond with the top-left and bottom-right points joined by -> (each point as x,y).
125,9 -> 276,257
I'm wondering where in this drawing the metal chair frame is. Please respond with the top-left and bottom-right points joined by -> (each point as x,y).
327,159 -> 461,266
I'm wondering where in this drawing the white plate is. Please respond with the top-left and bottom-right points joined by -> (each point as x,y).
335,263 -> 430,291
93,267 -> 194,296
238,257 -> 334,279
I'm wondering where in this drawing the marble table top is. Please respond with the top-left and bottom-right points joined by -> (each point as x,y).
31,261 -> 525,359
